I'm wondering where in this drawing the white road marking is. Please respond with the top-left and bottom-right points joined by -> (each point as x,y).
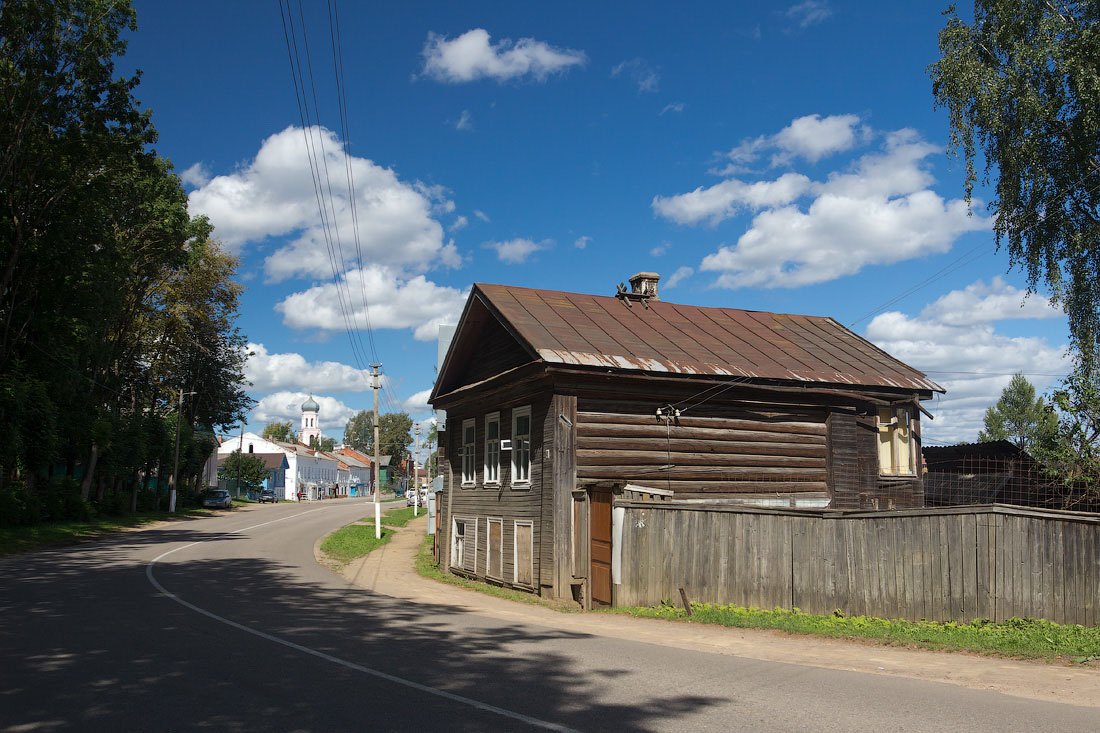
146,506 -> 577,733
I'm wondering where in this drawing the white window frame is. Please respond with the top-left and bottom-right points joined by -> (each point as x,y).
484,412 -> 501,485
513,519 -> 534,587
877,407 -> 917,476
486,516 -> 504,579
511,405 -> 532,487
461,418 -> 476,486
451,516 -> 477,572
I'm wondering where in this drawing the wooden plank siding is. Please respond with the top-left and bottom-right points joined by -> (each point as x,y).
616,501 -> 1100,625
440,392 -> 553,594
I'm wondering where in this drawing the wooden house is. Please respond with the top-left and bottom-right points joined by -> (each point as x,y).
429,274 -> 943,606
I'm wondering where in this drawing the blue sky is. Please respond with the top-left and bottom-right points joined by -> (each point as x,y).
122,1 -> 1070,449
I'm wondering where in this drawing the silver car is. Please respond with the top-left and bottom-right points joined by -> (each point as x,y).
203,489 -> 232,509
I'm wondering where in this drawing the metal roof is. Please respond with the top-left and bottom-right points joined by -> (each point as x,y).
474,283 -> 944,393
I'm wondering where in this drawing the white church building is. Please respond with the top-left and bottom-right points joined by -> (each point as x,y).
216,395 -> 340,500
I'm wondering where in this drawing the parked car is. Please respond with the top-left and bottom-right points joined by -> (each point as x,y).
259,489 -> 278,504
203,489 -> 232,509
406,487 -> 429,507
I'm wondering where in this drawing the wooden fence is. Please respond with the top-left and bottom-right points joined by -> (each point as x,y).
615,501 -> 1100,625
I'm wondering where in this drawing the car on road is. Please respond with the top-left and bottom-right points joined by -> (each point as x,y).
203,489 -> 232,509
406,487 -> 429,507
258,489 -> 278,504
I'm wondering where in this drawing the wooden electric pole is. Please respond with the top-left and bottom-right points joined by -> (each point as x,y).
371,363 -> 382,538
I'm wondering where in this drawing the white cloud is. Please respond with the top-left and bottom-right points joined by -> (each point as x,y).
403,388 -> 433,414
574,235 -> 591,249
450,215 -> 468,231
653,172 -> 813,227
252,391 -> 359,433
655,116 -> 989,288
864,280 -> 1069,444
919,276 -> 1063,326
187,126 -> 461,281
484,238 -> 549,264
611,58 -> 659,93
786,1 -> 833,28
650,243 -> 668,256
456,109 -> 473,131
722,113 -> 865,170
421,28 -> 586,83
664,266 -> 693,289
660,102 -> 685,115
244,343 -> 376,393
276,265 -> 469,341
473,209 -> 491,222
179,162 -> 210,188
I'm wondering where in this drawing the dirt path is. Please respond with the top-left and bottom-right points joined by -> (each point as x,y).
326,515 -> 1100,708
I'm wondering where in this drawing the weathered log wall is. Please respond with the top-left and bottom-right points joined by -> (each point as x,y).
617,501 -> 1100,625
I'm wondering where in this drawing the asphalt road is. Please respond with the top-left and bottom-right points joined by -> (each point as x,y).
1,500 -> 1096,732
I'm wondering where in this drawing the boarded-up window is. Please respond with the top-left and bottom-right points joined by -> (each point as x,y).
461,419 -> 476,485
878,407 -> 916,476
485,413 -> 500,484
514,521 -> 533,586
487,518 -> 502,578
512,406 -> 531,485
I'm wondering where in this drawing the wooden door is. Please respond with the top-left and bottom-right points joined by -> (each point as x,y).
515,523 -> 533,586
589,489 -> 612,607
488,519 -> 502,578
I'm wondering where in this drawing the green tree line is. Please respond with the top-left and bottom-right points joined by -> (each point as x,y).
0,1 -> 251,523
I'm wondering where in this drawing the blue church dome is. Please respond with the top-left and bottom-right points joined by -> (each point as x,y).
301,395 -> 320,412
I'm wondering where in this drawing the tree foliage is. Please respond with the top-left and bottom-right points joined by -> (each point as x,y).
309,435 -> 337,452
343,410 -> 412,460
262,421 -> 297,444
218,450 -> 268,490
0,0 -> 251,507
1038,358 -> 1100,502
979,373 -> 1057,451
930,1 -> 1100,359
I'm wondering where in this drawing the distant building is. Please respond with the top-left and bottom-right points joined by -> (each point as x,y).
300,395 -> 321,447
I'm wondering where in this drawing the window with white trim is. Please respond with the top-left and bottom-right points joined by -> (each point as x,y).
484,413 -> 500,484
511,406 -> 531,485
461,418 -> 476,485
877,407 -> 916,476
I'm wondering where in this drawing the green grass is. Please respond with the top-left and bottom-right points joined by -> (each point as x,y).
378,506 -> 420,527
0,507 -> 212,556
319,524 -> 395,564
610,601 -> 1100,664
413,534 -> 579,612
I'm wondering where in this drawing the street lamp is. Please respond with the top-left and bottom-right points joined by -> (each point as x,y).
169,390 -> 197,513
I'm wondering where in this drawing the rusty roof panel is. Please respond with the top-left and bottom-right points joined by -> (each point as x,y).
475,283 -> 944,393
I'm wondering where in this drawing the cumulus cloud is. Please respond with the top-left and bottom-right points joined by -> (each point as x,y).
473,209 -> 490,222
650,243 -> 668,256
450,215 -> 468,231
252,391 -> 359,432
483,238 -> 549,264
655,117 -> 988,288
918,276 -> 1063,326
611,58 -> 659,93
455,109 -> 473,131
786,1 -> 832,28
244,343 -> 377,393
403,388 -> 433,414
179,162 -> 210,188
574,235 -> 591,249
421,28 -> 586,83
721,113 -> 866,171
664,266 -> 693,289
276,265 -> 469,341
865,280 -> 1069,444
187,126 -> 460,280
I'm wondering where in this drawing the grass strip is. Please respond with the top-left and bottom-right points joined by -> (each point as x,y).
319,524 -> 395,564
612,602 -> 1100,664
413,534 -> 578,612
379,506 -> 420,528
0,508 -> 212,556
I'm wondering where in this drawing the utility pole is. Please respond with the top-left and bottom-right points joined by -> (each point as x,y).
170,390 -> 197,513
371,363 -> 382,538
413,423 -> 420,516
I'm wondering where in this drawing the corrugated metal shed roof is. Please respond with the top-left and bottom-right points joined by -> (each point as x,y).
475,283 -> 943,393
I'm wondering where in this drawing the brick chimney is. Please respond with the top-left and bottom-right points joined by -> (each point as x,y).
628,272 -> 660,301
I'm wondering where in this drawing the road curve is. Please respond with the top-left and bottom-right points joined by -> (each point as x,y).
1,500 -> 1097,732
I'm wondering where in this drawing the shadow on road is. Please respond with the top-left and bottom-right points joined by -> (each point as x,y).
0,524 -> 727,731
